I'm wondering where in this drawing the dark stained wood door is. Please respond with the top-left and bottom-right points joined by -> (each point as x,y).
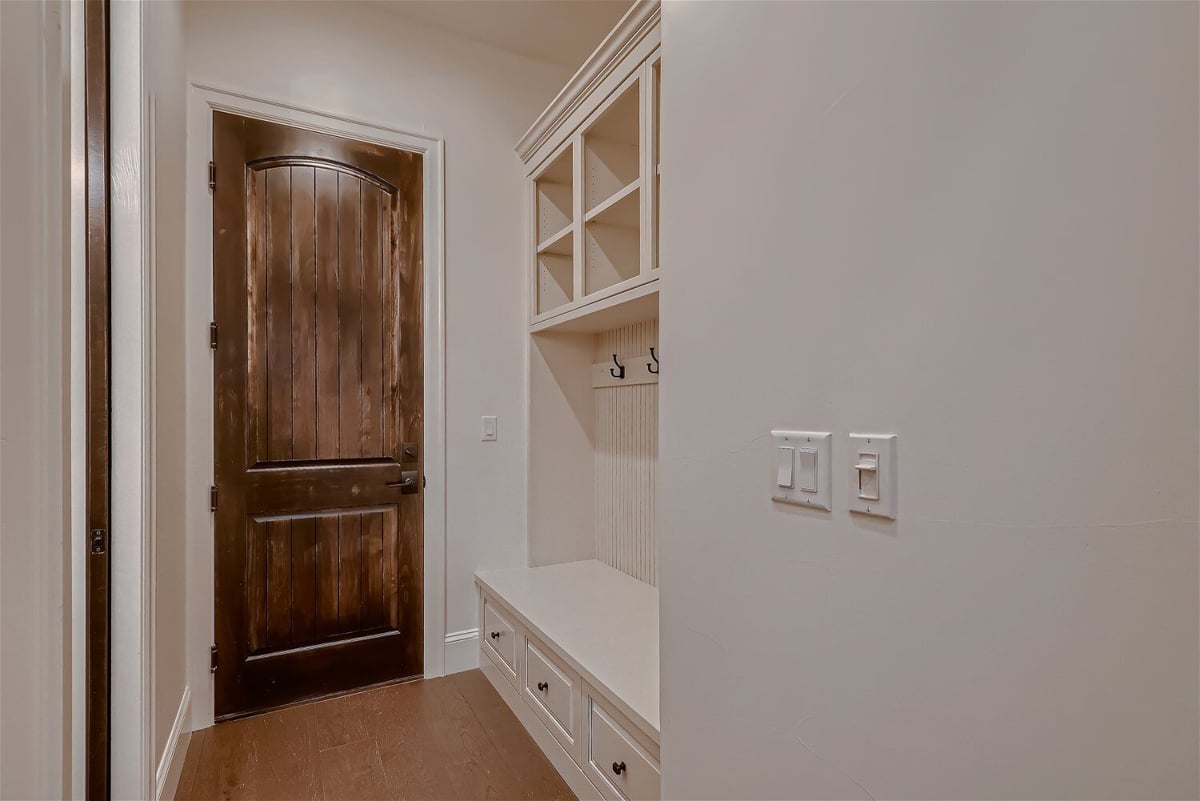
212,112 -> 423,719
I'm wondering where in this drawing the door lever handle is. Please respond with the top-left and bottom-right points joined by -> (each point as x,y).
386,470 -> 420,494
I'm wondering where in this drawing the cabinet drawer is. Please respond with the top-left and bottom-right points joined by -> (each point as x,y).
583,692 -> 660,801
481,595 -> 518,681
523,637 -> 580,760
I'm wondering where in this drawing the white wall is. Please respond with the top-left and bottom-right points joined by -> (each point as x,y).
0,1 -> 71,798
148,0 -> 190,781
658,3 -> 1198,800
182,0 -> 569,719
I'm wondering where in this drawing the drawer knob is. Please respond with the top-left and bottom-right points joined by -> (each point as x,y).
612,761 -> 626,776
490,631 -> 500,640
537,681 -> 548,692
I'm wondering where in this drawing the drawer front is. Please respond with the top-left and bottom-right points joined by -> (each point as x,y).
481,596 -> 517,677
523,638 -> 579,757
584,694 -> 660,801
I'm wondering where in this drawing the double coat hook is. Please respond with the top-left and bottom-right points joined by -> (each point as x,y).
647,347 -> 659,374
609,353 -> 625,379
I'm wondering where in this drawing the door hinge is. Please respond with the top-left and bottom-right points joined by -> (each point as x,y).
208,161 -> 216,193
210,485 -> 218,512
89,528 -> 107,555
209,321 -> 218,351
210,644 -> 218,673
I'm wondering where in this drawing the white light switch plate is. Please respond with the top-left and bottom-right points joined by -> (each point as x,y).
848,433 -> 897,519
771,430 -> 831,511
481,416 -> 497,441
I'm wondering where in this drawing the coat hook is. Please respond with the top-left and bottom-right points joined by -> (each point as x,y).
609,353 -> 625,379
647,347 -> 659,375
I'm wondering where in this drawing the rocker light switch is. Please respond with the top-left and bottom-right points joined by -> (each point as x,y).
776,447 -> 795,488
797,448 -> 819,493
771,431 -> 831,511
848,433 -> 896,518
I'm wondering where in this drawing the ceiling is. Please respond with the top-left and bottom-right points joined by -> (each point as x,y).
378,0 -> 635,70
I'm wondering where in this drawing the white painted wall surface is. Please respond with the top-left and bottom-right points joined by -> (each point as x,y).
148,0 -> 190,776
0,1 -> 71,798
658,3 -> 1199,799
182,0 -> 569,717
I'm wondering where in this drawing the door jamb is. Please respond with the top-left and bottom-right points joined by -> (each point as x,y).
183,83 -> 448,729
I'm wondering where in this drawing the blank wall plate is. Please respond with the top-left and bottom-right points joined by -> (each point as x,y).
771,430 -> 831,511
848,433 -> 897,519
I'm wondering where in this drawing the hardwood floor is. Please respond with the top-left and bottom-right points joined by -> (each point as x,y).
175,670 -> 576,801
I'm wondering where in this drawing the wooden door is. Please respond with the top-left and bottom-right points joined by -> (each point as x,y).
212,112 -> 423,719
84,0 -> 111,794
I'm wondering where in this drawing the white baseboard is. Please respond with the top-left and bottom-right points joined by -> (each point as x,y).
156,686 -> 192,801
444,628 -> 480,675
480,658 -> 602,801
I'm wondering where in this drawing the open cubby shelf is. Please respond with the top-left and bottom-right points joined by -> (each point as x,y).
537,242 -> 574,316
536,145 -> 573,244
537,222 -> 573,256
584,82 -> 640,214
585,179 -> 640,225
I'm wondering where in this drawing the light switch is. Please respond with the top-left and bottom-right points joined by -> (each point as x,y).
855,451 -> 879,500
481,416 -> 497,441
848,433 -> 896,518
797,448 -> 818,493
776,447 -> 795,488
771,431 -> 831,511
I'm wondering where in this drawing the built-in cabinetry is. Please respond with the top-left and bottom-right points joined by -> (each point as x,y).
527,5 -> 661,334
477,3 -> 662,799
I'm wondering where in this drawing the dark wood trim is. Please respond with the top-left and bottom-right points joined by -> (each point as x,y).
84,0 -> 111,797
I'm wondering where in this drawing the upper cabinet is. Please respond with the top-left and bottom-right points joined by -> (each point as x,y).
518,2 -> 661,333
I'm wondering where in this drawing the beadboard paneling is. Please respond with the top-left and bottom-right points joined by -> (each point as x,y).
594,319 -> 658,585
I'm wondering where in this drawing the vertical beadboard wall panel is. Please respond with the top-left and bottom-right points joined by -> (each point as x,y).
594,319 -> 658,585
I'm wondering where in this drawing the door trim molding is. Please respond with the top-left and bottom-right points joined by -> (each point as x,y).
184,83 -> 447,729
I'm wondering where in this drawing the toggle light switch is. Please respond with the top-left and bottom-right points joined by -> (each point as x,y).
771,431 -> 831,511
776,446 -> 795,488
848,433 -> 896,518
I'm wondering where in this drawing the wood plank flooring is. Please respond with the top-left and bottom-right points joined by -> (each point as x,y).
175,670 -> 575,801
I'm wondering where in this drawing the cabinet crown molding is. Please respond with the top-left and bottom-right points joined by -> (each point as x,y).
515,0 -> 660,163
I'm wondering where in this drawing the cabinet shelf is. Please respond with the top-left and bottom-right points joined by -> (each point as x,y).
585,179 -> 640,225
537,223 -> 574,256
531,279 -> 658,335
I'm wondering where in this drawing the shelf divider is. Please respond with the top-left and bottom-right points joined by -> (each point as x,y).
584,178 -> 641,224
536,222 -> 574,255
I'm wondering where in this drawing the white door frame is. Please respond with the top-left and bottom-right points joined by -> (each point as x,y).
182,83 -> 448,730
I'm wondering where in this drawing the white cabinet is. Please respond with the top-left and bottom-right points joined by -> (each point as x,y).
583,689 -> 660,801
521,3 -> 661,332
523,636 -> 582,762
481,595 -> 518,684
497,4 -> 663,799
476,562 -> 660,801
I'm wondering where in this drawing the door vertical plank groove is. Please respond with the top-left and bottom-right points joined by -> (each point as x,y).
314,170 -> 340,459
266,167 -> 294,462
337,177 -> 363,459
290,166 -> 317,460
291,518 -> 317,643
248,170 -> 268,465
360,189 -> 384,456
